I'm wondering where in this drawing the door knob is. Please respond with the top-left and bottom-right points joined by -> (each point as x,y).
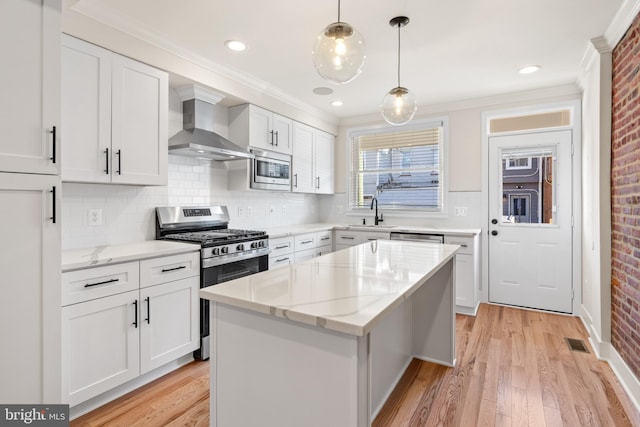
491,230 -> 498,236
491,218 -> 498,224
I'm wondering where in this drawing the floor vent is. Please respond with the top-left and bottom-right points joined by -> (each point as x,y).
565,338 -> 589,353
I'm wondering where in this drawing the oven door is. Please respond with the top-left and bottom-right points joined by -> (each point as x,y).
195,254 -> 269,360
250,149 -> 291,191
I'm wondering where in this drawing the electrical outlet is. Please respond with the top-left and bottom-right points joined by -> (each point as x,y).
88,208 -> 103,226
282,206 -> 287,216
336,205 -> 344,214
247,206 -> 253,217
454,207 -> 468,216
238,207 -> 244,217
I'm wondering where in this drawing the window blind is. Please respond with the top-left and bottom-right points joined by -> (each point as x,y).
349,125 -> 444,210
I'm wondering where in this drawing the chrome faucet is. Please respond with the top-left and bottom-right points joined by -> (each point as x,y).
370,197 -> 383,225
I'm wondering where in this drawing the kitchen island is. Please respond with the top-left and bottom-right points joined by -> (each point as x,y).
199,239 -> 458,427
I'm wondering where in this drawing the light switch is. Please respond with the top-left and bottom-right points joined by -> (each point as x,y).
88,209 -> 103,226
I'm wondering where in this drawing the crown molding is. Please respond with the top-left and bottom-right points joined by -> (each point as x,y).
605,0 -> 640,48
176,85 -> 224,104
339,84 -> 581,127
69,0 -> 338,126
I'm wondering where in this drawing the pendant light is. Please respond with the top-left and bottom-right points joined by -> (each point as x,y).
312,0 -> 366,84
381,16 -> 417,125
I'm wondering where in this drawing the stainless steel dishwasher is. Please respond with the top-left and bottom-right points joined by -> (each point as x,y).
389,231 -> 444,243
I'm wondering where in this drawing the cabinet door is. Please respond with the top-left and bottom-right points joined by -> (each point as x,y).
272,113 -> 293,154
0,0 -> 60,175
0,173 -> 61,403
140,277 -> 199,374
454,254 -> 475,308
62,35 -> 112,183
61,290 -> 139,406
111,54 -> 168,185
248,105 -> 273,151
314,130 -> 334,194
292,123 -> 315,193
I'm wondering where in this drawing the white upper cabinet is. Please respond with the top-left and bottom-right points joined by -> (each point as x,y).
229,104 -> 293,155
62,35 -> 168,185
291,122 -> 315,193
0,0 -> 61,175
292,122 -> 334,194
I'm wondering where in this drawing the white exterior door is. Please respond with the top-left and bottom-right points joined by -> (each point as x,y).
488,130 -> 573,313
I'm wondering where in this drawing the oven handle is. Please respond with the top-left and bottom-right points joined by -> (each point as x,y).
201,248 -> 271,269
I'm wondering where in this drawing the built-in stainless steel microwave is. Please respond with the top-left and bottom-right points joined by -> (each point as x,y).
250,149 -> 291,191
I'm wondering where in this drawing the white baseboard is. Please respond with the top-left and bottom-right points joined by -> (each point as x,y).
69,354 -> 195,420
580,311 -> 640,415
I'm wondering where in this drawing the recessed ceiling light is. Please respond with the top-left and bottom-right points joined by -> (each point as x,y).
331,100 -> 343,107
519,65 -> 541,74
225,40 -> 247,52
313,87 -> 334,95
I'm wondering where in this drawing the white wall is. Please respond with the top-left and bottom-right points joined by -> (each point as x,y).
578,38 -> 613,352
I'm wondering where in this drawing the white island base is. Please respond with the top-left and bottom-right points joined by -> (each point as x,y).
201,240 -> 457,427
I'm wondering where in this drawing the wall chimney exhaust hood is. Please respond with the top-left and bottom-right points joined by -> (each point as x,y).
169,85 -> 254,161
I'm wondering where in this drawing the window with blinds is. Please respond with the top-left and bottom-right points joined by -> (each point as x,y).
349,122 -> 444,211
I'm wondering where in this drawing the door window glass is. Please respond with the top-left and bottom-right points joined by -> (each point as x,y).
500,146 -> 556,225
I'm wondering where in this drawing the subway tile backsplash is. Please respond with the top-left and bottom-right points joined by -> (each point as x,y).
62,155 -> 322,250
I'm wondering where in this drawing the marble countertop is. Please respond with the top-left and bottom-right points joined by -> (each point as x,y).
200,239 -> 458,336
266,223 -> 480,238
62,241 -> 200,271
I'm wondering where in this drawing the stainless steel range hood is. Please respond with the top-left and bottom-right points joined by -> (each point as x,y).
169,97 -> 254,161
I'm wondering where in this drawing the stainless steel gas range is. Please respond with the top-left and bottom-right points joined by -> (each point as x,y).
156,205 -> 269,360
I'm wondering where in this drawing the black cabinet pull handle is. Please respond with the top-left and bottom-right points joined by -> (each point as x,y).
301,240 -> 313,244
491,230 -> 499,236
316,176 -> 320,189
84,278 -> 119,288
50,186 -> 56,223
50,126 -> 56,163
276,257 -> 290,262
161,265 -> 186,273
341,236 -> 355,240
104,148 -> 109,174
145,297 -> 150,324
275,131 -> 279,146
269,130 -> 274,146
294,173 -> 298,188
275,245 -> 289,250
116,149 -> 122,175
133,300 -> 138,328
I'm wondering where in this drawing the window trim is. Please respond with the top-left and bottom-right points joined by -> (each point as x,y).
346,116 -> 449,217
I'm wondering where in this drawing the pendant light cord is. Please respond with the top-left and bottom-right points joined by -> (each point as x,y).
397,23 -> 401,88
337,0 -> 341,22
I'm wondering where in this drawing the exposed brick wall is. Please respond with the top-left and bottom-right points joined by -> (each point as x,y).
611,12 -> 640,380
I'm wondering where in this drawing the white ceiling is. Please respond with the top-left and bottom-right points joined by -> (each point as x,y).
66,0 -> 623,120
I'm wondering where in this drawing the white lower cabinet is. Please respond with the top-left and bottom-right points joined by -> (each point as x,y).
444,235 -> 480,315
140,277 -> 199,374
61,251 -> 199,406
62,290 -> 140,407
334,230 -> 390,251
270,230 -> 334,269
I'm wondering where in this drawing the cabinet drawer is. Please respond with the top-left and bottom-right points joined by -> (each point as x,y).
294,233 -> 316,251
270,236 -> 294,257
294,248 -> 316,262
444,235 -> 474,255
316,244 -> 332,257
316,230 -> 333,247
269,254 -> 293,269
140,252 -> 199,288
62,262 -> 140,306
334,231 -> 360,246
361,231 -> 390,242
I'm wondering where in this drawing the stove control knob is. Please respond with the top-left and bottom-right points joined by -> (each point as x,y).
212,247 -> 220,255
250,242 -> 257,249
236,244 -> 244,251
259,241 -> 266,248
221,246 -> 229,254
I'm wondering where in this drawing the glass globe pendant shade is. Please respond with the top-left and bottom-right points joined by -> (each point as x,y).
381,87 -> 417,125
312,22 -> 366,84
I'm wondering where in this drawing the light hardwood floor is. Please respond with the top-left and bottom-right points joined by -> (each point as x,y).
71,304 -> 640,426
